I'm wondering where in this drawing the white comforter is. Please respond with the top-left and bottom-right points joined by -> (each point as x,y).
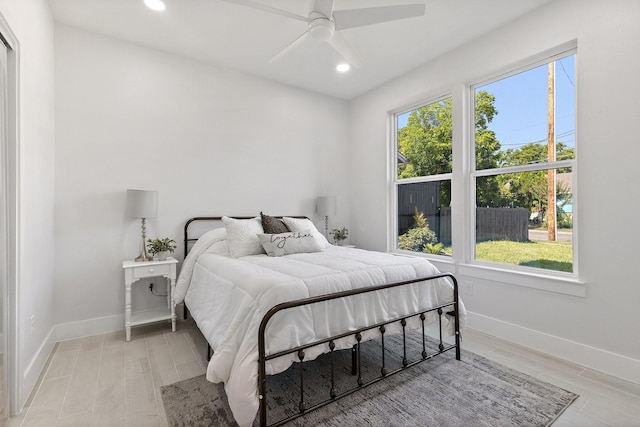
176,229 -> 466,427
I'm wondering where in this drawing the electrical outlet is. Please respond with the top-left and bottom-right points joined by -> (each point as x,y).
462,281 -> 473,296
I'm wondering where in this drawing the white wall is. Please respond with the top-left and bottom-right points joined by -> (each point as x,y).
54,26 -> 350,332
5,0 -> 635,415
0,0 -> 56,412
350,0 -> 640,382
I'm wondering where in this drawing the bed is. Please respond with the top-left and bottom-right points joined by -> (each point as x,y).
175,215 -> 466,427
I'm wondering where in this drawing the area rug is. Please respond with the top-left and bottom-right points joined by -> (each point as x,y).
161,334 -> 578,426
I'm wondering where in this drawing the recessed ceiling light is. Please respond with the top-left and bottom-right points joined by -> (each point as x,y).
336,63 -> 350,72
144,0 -> 166,11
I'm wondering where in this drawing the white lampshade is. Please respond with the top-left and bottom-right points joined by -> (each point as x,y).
125,189 -> 158,219
316,196 -> 337,216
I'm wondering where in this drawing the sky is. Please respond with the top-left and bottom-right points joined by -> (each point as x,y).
397,54 -> 576,153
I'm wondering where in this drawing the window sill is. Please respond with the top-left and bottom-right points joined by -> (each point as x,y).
458,263 -> 586,297
391,250 -> 585,297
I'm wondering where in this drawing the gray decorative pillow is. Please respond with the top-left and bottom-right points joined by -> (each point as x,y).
260,212 -> 290,234
257,230 -> 322,257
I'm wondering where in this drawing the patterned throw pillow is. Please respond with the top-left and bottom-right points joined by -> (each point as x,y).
257,230 -> 322,257
260,212 -> 290,234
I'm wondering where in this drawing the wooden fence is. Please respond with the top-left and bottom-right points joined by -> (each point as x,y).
474,207 -> 529,242
398,183 -> 529,244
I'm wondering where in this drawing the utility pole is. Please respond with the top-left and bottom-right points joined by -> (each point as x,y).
547,61 -> 556,241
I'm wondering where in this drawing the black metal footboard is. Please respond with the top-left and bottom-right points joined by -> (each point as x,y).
257,273 -> 461,427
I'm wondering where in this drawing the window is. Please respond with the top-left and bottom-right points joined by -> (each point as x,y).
391,47 -> 577,279
472,52 -> 575,273
394,97 -> 453,257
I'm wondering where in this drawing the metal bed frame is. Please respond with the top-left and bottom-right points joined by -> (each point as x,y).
183,216 -> 461,427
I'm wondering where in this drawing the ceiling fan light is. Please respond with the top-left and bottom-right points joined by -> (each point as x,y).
144,0 -> 166,11
336,63 -> 350,72
309,19 -> 335,41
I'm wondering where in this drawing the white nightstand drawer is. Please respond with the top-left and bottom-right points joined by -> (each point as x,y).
132,263 -> 173,278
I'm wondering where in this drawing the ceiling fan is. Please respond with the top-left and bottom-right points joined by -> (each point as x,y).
221,0 -> 426,68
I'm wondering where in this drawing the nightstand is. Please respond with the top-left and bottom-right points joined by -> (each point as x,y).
122,257 -> 178,341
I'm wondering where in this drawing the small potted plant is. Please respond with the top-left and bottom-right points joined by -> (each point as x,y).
147,237 -> 177,261
329,227 -> 349,246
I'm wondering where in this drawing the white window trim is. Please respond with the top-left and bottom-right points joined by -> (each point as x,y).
467,46 -> 578,281
472,41 -> 577,92
388,42 -> 583,297
458,263 -> 585,297
389,93 -> 454,258
473,160 -> 574,177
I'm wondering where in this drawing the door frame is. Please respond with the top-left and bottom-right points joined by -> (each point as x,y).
0,11 -> 20,418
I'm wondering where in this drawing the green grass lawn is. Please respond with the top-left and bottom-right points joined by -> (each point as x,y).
475,239 -> 573,272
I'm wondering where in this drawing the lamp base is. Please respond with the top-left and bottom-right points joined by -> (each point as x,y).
135,253 -> 153,262
135,227 -> 152,262
324,215 -> 329,238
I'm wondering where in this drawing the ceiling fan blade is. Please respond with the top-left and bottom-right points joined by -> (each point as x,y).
311,0 -> 334,18
327,31 -> 363,68
219,0 -> 307,22
268,31 -> 310,64
334,4 -> 425,30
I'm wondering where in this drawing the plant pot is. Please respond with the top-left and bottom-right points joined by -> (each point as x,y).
156,251 -> 168,261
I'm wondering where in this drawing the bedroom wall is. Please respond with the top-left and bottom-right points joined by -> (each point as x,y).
349,0 -> 640,383
53,26 -> 350,334
0,0 -> 56,412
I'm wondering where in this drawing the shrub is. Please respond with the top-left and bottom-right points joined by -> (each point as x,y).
423,242 -> 445,255
398,211 -> 438,252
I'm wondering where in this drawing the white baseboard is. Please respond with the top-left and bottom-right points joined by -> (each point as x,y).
467,311 -> 640,385
21,309 -> 638,414
54,313 -> 124,342
21,326 -> 56,409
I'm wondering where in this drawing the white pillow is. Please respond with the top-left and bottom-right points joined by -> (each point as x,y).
222,216 -> 265,257
257,230 -> 322,257
282,217 -> 330,248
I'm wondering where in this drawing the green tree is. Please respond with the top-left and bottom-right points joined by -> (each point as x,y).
397,92 -> 573,213
500,141 -> 574,168
497,142 -> 575,209
496,144 -> 546,209
398,98 -> 453,178
398,92 -> 502,206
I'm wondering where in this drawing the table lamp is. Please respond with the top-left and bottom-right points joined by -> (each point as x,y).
316,195 -> 336,237
125,189 -> 158,262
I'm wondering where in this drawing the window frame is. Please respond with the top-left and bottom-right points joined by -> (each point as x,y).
388,42 -> 584,296
468,47 -> 578,279
390,93 -> 454,259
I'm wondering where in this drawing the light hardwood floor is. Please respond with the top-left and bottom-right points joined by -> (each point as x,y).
7,318 -> 640,427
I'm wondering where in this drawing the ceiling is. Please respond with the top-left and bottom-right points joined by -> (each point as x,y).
48,0 -> 551,100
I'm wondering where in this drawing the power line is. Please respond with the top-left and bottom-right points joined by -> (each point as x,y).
558,58 -> 575,88
498,130 -> 575,146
